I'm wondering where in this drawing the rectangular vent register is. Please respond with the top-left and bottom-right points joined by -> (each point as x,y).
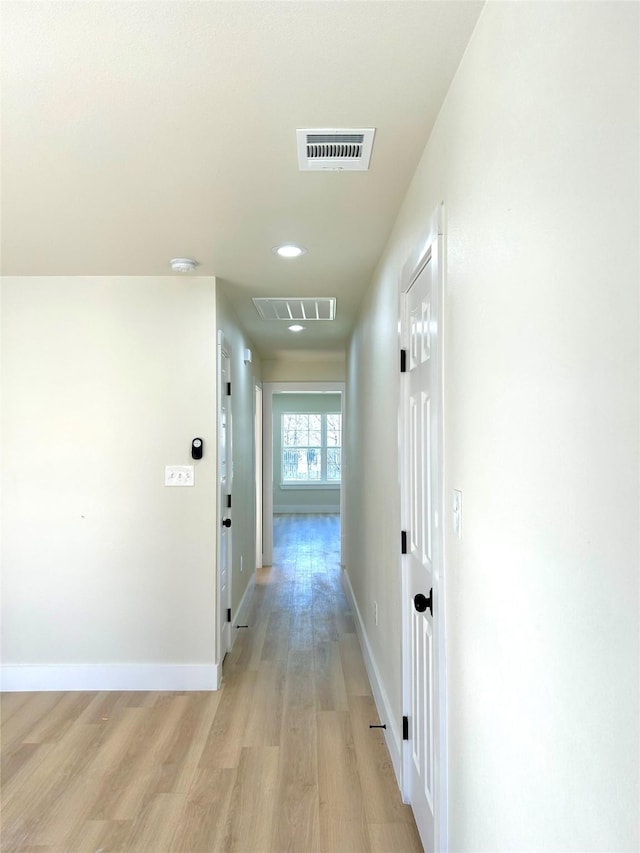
297,128 -> 375,171
252,297 -> 336,321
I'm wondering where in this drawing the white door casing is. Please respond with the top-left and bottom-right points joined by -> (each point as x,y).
217,334 -> 233,662
400,207 -> 447,852
254,383 -> 263,569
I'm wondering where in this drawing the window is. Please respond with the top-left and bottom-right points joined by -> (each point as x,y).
281,412 -> 341,484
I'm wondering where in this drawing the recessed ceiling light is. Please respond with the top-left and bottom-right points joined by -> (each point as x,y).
170,258 -> 198,273
273,244 -> 306,259
288,324 -> 305,332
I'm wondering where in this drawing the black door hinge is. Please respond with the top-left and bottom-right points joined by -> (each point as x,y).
401,530 -> 408,555
400,348 -> 407,373
226,494 -> 232,508
226,381 -> 231,396
226,608 -> 231,623
403,715 -> 409,741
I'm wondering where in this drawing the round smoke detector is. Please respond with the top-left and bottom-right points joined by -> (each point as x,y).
170,258 -> 198,273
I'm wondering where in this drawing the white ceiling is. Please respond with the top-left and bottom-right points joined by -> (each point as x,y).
0,1 -> 483,360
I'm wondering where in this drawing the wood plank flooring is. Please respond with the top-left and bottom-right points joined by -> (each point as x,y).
1,514 -> 422,852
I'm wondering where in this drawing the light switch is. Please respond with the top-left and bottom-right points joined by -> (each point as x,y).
165,465 -> 194,486
452,489 -> 462,539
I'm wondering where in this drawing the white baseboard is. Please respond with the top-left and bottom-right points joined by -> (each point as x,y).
230,571 -> 256,650
274,505 -> 339,514
0,663 -> 220,692
341,567 -> 403,791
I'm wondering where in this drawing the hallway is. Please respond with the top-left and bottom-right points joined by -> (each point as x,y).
0,514 -> 422,852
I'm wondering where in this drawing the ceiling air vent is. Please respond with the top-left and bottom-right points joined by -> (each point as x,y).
297,128 -> 375,171
253,297 -> 336,321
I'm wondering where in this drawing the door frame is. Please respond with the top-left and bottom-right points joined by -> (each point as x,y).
254,382 -> 263,569
262,381 -> 345,566
399,203 -> 448,851
216,331 -> 233,666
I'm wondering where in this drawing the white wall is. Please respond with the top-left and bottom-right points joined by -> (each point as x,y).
1,276 -> 220,689
345,3 -> 639,851
261,358 -> 345,382
216,289 -> 262,616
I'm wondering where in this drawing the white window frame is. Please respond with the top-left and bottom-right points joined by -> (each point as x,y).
280,411 -> 341,487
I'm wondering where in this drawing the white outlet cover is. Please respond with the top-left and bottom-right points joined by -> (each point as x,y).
165,465 -> 194,486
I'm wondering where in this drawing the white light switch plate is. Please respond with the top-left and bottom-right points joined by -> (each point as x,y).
165,465 -> 194,486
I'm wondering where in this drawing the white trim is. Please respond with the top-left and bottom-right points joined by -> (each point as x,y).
274,505 -> 340,514
230,571 -> 256,645
341,567 -> 403,791
263,384 -> 274,565
0,663 -> 220,692
279,482 -> 340,490
254,382 -> 263,569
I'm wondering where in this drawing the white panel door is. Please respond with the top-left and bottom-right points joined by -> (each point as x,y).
219,343 -> 232,659
404,241 -> 442,852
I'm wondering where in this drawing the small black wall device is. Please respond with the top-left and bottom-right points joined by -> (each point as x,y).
191,437 -> 204,460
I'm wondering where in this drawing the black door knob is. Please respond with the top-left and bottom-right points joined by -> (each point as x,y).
414,590 -> 433,616
222,518 -> 232,528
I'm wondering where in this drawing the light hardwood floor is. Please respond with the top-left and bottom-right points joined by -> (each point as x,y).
1,514 -> 422,852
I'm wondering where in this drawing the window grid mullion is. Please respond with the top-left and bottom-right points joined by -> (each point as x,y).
321,414 -> 327,481
281,410 -> 341,484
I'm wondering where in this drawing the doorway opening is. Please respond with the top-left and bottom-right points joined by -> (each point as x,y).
262,382 -> 345,567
